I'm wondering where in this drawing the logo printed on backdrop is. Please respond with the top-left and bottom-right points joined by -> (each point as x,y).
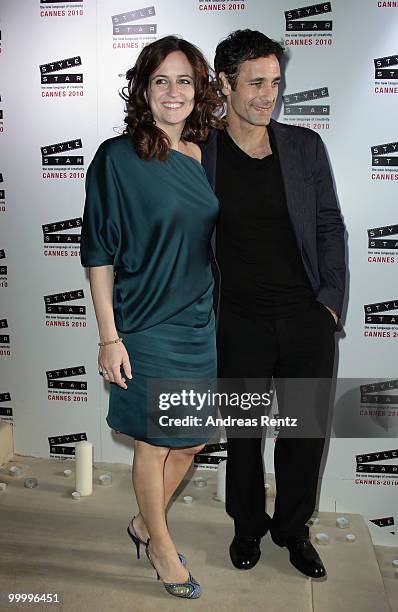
40,0 -> 84,19
197,0 -> 246,13
283,86 -> 330,130
44,288 -> 87,328
40,56 -> 84,99
0,392 -> 13,424
367,222 -> 398,264
0,318 -> 10,358
47,365 -> 87,403
42,217 -> 82,257
284,2 -> 333,47
0,173 -> 5,213
48,432 -> 87,458
371,140 -> 398,181
359,381 -> 398,425
355,448 -> 398,485
374,53 -> 398,95
363,299 -> 398,338
0,95 -> 4,133
370,516 -> 396,536
377,1 -> 398,9
0,249 -> 7,288
41,139 -> 85,180
112,5 -> 157,50
370,516 -> 394,527
194,442 -> 227,469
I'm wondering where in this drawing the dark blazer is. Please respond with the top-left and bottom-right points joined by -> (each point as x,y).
200,119 -> 346,326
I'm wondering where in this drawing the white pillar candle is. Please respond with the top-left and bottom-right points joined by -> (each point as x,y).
75,441 -> 93,496
216,459 -> 226,503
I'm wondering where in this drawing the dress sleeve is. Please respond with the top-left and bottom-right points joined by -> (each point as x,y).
80,142 -> 121,267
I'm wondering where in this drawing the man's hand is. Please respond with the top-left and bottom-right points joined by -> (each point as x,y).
324,305 -> 338,324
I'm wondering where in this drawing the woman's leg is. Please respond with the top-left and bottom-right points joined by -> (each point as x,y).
132,440 -> 204,581
132,443 -> 205,560
164,443 -> 205,507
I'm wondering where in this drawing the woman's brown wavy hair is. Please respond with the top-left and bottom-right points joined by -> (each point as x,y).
120,35 -> 224,160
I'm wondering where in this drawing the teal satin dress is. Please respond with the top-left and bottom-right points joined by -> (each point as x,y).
81,135 -> 218,446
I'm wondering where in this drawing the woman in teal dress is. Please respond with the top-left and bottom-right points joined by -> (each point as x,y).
80,36 -> 223,599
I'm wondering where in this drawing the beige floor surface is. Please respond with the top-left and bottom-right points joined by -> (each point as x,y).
0,456 -> 397,612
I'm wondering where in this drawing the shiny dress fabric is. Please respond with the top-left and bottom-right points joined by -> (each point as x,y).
81,135 -> 218,447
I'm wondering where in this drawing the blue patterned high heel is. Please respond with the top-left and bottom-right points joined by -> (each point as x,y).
145,543 -> 202,599
127,517 -> 186,566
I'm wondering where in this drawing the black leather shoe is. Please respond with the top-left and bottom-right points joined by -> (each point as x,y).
229,535 -> 261,570
271,532 -> 326,578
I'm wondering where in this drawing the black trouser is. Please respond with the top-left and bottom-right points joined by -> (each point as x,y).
217,300 -> 336,541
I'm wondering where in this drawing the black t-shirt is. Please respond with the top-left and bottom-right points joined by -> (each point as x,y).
215,126 -> 314,319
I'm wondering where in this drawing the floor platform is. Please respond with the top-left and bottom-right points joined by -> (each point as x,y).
0,456 -> 397,612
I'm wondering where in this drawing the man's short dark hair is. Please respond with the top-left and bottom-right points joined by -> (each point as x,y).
214,29 -> 284,89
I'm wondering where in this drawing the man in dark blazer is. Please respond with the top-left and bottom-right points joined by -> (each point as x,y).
201,30 -> 346,579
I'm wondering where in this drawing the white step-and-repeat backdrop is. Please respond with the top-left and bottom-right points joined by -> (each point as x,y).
0,0 -> 397,545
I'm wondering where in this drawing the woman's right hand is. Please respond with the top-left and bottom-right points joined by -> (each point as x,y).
98,342 -> 133,389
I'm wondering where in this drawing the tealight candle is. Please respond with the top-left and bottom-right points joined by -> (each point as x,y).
98,473 -> 112,486
9,465 -> 22,477
315,532 -> 330,545
193,476 -> 207,488
345,534 -> 356,542
24,478 -> 38,489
